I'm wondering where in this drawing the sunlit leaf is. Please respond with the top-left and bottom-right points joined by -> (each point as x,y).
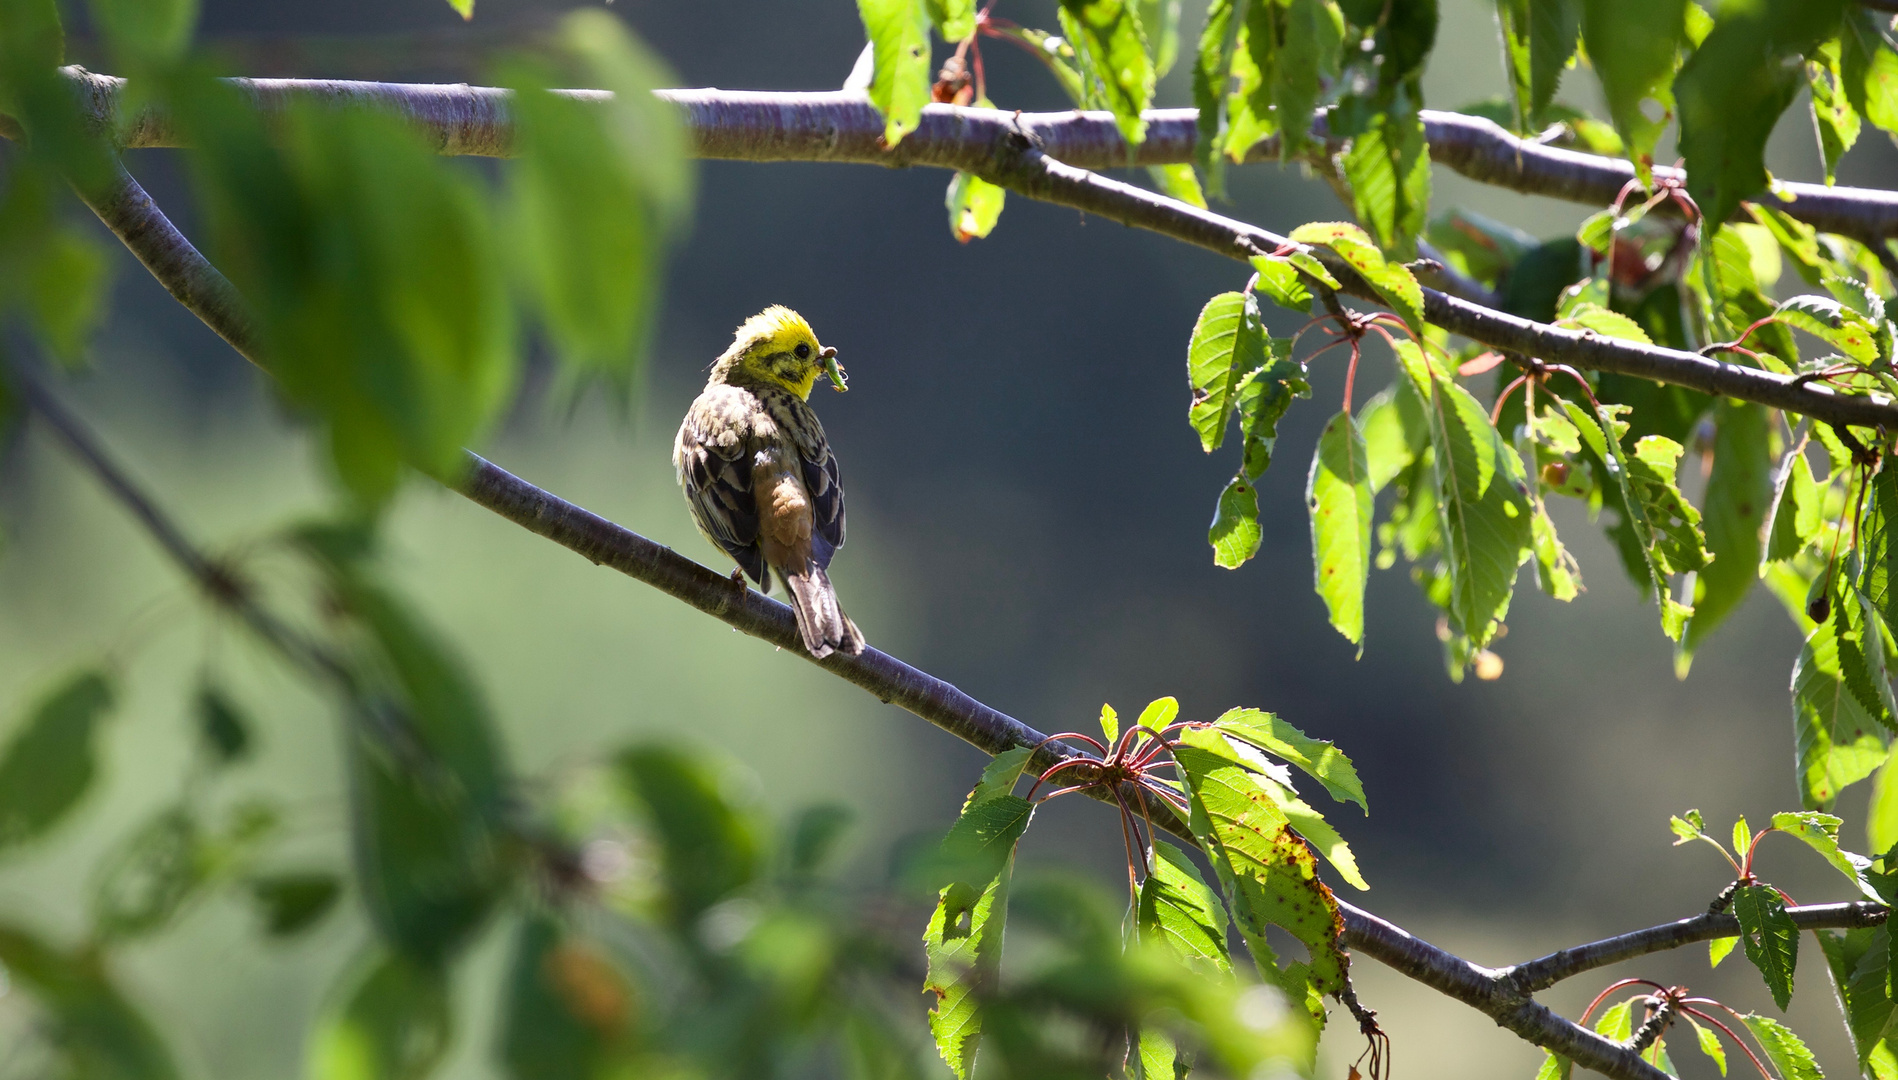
858,0 -> 933,145
1772,810 -> 1871,884
1341,102 -> 1431,258
1275,0 -> 1342,161
1681,402 -> 1770,663
927,0 -> 976,40
1187,291 -> 1267,452
1579,0 -> 1686,174
1139,0 -> 1183,77
1307,410 -> 1373,647
1210,475 -> 1264,569
1235,337 -> 1310,480
1811,39 -> 1862,185
1742,1014 -> 1824,1080
946,171 -> 1006,241
1211,708 -> 1366,811
1139,837 -> 1232,972
924,790 -> 1032,1079
1794,618 -> 1887,809
1530,0 -> 1581,118
1060,0 -> 1156,144
1776,294 -> 1881,365
1288,222 -> 1425,333
1192,0 -> 1241,193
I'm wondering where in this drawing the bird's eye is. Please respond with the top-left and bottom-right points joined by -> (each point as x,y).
795,343 -> 811,360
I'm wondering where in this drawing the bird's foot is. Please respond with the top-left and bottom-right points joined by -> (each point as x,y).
730,567 -> 749,597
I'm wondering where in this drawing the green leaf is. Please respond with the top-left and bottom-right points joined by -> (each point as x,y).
1252,254 -> 1313,311
249,873 -> 343,937
1099,703 -> 1121,748
1397,342 -> 1533,651
1811,39 -> 1862,185
1139,837 -> 1233,972
84,0 -> 196,68
1174,741 -> 1349,1025
784,803 -> 855,885
1340,102 -> 1431,258
972,748 -> 1035,809
1534,1051 -> 1574,1080
1308,410 -> 1373,647
1558,301 -> 1652,344
1187,291 -> 1267,452
1496,0 -> 1533,131
946,171 -> 1006,241
1530,0 -> 1581,118
196,683 -> 251,765
1844,13 -> 1898,135
499,916 -> 637,1080
1670,810 -> 1705,841
1275,0 -> 1342,161
1870,742 -> 1898,858
1580,0 -> 1686,172
1359,385 -> 1417,493
1224,0 -> 1279,162
1192,0 -> 1241,194
0,668 -> 114,850
927,0 -> 977,40
1137,696 -> 1181,733
1060,0 -> 1157,145
174,87 -> 515,503
93,808 -> 206,941
1742,1015 -> 1824,1080
1711,935 -> 1739,967
1682,402 -> 1770,661
310,953 -> 453,1080
1628,435 -> 1711,577
1795,617 -> 1889,808
1834,563 -> 1898,731
1864,469 -> 1898,628
24,225 -> 109,365
1235,337 -> 1310,480
1775,294 -> 1881,365
0,922 -> 180,1080
1735,814 -> 1754,859
924,796 -> 1029,1079
1772,810 -> 1870,884
1146,162 -> 1206,208
443,0 -> 472,16
504,14 -> 688,392
1211,708 -> 1367,811
1596,999 -> 1633,1040
1139,0 -> 1183,76
1675,0 -> 1851,228
1764,444 -> 1821,566
1210,476 -> 1264,568
858,0 -> 932,146
1289,222 -> 1426,334
620,745 -> 760,927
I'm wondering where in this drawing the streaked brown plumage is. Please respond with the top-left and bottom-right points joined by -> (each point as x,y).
673,307 -> 864,658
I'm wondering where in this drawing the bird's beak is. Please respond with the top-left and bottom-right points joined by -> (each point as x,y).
819,346 -> 849,392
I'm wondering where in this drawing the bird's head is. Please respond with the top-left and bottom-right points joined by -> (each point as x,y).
713,306 -> 846,399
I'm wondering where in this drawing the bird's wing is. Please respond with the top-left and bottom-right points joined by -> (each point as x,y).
676,401 -> 768,585
771,395 -> 846,556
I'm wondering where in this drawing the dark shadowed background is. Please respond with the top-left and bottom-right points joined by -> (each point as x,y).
1,1 -> 1891,1077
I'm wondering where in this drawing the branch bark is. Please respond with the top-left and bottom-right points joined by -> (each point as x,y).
69,71 -> 1898,432
59,80 -> 1895,1080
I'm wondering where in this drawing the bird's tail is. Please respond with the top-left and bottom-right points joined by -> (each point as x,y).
782,566 -> 865,659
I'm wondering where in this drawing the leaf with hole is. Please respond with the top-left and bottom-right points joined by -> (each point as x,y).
857,0 -> 933,145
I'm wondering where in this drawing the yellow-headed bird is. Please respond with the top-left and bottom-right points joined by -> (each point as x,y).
674,307 -> 865,658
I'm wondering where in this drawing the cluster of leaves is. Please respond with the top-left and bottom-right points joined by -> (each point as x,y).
0,0 -> 687,508
917,697 -> 1367,1078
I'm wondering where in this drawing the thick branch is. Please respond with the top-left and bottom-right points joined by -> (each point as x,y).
70,72 -> 1898,431
66,87 -> 1889,1080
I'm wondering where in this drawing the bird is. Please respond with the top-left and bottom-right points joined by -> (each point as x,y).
673,306 -> 865,659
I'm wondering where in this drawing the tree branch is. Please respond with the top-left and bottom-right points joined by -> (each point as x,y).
1502,900 -> 1889,995
67,71 -> 1898,432
60,83 -> 1891,1080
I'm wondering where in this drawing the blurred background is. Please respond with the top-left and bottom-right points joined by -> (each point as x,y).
1,0 -> 1891,1077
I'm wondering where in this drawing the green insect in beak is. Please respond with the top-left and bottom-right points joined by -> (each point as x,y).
820,346 -> 849,392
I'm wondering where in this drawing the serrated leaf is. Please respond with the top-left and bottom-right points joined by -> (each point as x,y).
1530,0 -> 1581,118
1060,0 -> 1156,145
311,952 -> 452,1080
1175,742 -> 1347,1026
1359,386 -> 1417,494
1764,444 -> 1820,566
1871,743 -> 1898,859
1596,999 -> 1633,1040
1735,883 -> 1799,1010
924,793 -> 1029,1079
968,746 -> 1034,807
1845,15 -> 1898,135
1497,0 -> 1533,131
1192,0 -> 1241,193
1682,402 -> 1770,659
1211,708 -> 1366,811
858,0 -> 932,146
1187,291 -> 1268,452
1776,294 -> 1880,365
1834,562 -> 1898,731
1811,39 -> 1862,185
1579,0 -> 1687,173
1397,342 -> 1533,651
1863,469 -> 1898,630
1289,222 -> 1425,334
1676,0 -> 1852,229
1139,837 -> 1232,972
1742,1015 -> 1824,1080
1251,254 -> 1312,311
1275,0 -> 1340,161
1711,935 -> 1738,967
1772,810 -> 1870,884
1340,102 -> 1431,258
945,171 -> 1006,242
1308,410 -> 1373,647
0,668 -> 115,850
1629,436 -> 1711,576
1558,301 -> 1653,344
1534,1052 -> 1574,1080
1795,617 -> 1889,808
1146,161 -> 1206,208
1235,336 -> 1309,480
1224,0 -> 1279,162
1210,475 -> 1264,568
926,0 -> 976,39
